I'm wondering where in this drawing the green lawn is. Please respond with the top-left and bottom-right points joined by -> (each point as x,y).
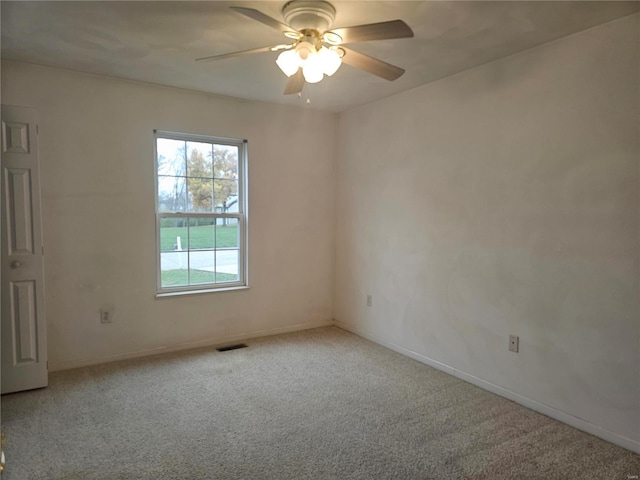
161,269 -> 238,287
160,224 -> 238,251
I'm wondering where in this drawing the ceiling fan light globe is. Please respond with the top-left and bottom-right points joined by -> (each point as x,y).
276,50 -> 299,77
319,46 -> 341,76
295,41 -> 315,66
302,63 -> 324,83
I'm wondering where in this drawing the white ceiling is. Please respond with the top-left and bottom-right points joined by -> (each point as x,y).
2,1 -> 638,112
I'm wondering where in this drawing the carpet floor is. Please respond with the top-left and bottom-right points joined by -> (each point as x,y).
1,326 -> 638,479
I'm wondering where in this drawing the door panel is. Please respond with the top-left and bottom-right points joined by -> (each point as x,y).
1,105 -> 47,394
2,121 -> 30,154
6,168 -> 35,255
11,281 -> 39,364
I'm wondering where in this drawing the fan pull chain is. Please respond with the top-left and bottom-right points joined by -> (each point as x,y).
295,91 -> 311,105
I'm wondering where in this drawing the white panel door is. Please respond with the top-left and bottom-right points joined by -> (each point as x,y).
1,105 -> 47,394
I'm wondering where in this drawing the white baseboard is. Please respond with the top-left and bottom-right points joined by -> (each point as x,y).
335,321 -> 640,454
49,320 -> 333,372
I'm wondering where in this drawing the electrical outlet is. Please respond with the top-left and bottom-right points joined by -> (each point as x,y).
366,294 -> 372,307
100,306 -> 114,324
509,334 -> 519,353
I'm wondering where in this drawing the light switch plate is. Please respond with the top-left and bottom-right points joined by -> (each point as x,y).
509,334 -> 519,353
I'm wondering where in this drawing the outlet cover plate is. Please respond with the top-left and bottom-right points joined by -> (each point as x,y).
100,306 -> 114,324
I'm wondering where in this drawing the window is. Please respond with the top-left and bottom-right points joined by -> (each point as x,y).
154,130 -> 247,295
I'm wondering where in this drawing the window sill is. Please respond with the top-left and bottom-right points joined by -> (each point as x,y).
155,285 -> 249,298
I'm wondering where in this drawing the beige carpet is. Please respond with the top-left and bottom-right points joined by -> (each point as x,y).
2,326 -> 638,479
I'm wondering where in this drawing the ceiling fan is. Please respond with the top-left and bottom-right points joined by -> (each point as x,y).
196,0 -> 414,95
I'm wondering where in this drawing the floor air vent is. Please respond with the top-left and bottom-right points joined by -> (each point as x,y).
216,343 -> 248,352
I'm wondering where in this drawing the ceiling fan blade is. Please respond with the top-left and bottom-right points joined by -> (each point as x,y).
327,20 -> 413,44
196,46 -> 278,63
284,69 -> 305,95
340,47 -> 406,81
230,7 -> 296,35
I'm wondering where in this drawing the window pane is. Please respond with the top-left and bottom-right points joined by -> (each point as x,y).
189,268 -> 215,285
158,176 -> 187,212
189,250 -> 215,285
214,145 -> 239,180
187,141 -> 213,178
215,249 -> 239,283
157,139 -> 186,176
214,179 -> 238,212
160,251 -> 189,287
188,217 -> 214,250
216,218 -> 238,249
160,218 -> 188,252
187,178 -> 214,213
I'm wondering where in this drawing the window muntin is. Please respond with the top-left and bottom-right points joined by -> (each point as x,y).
154,131 -> 247,294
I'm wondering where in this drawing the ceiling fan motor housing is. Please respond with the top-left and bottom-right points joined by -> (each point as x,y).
282,0 -> 336,32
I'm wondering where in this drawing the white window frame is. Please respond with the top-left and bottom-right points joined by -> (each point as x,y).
154,130 -> 248,296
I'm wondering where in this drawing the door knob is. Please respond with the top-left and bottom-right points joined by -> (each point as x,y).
10,260 -> 21,269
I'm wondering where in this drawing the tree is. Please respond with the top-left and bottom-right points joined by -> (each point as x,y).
187,149 -> 213,211
213,145 -> 238,211
157,142 -> 238,213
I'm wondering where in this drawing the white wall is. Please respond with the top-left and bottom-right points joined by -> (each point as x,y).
1,61 -> 337,370
335,14 -> 639,450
